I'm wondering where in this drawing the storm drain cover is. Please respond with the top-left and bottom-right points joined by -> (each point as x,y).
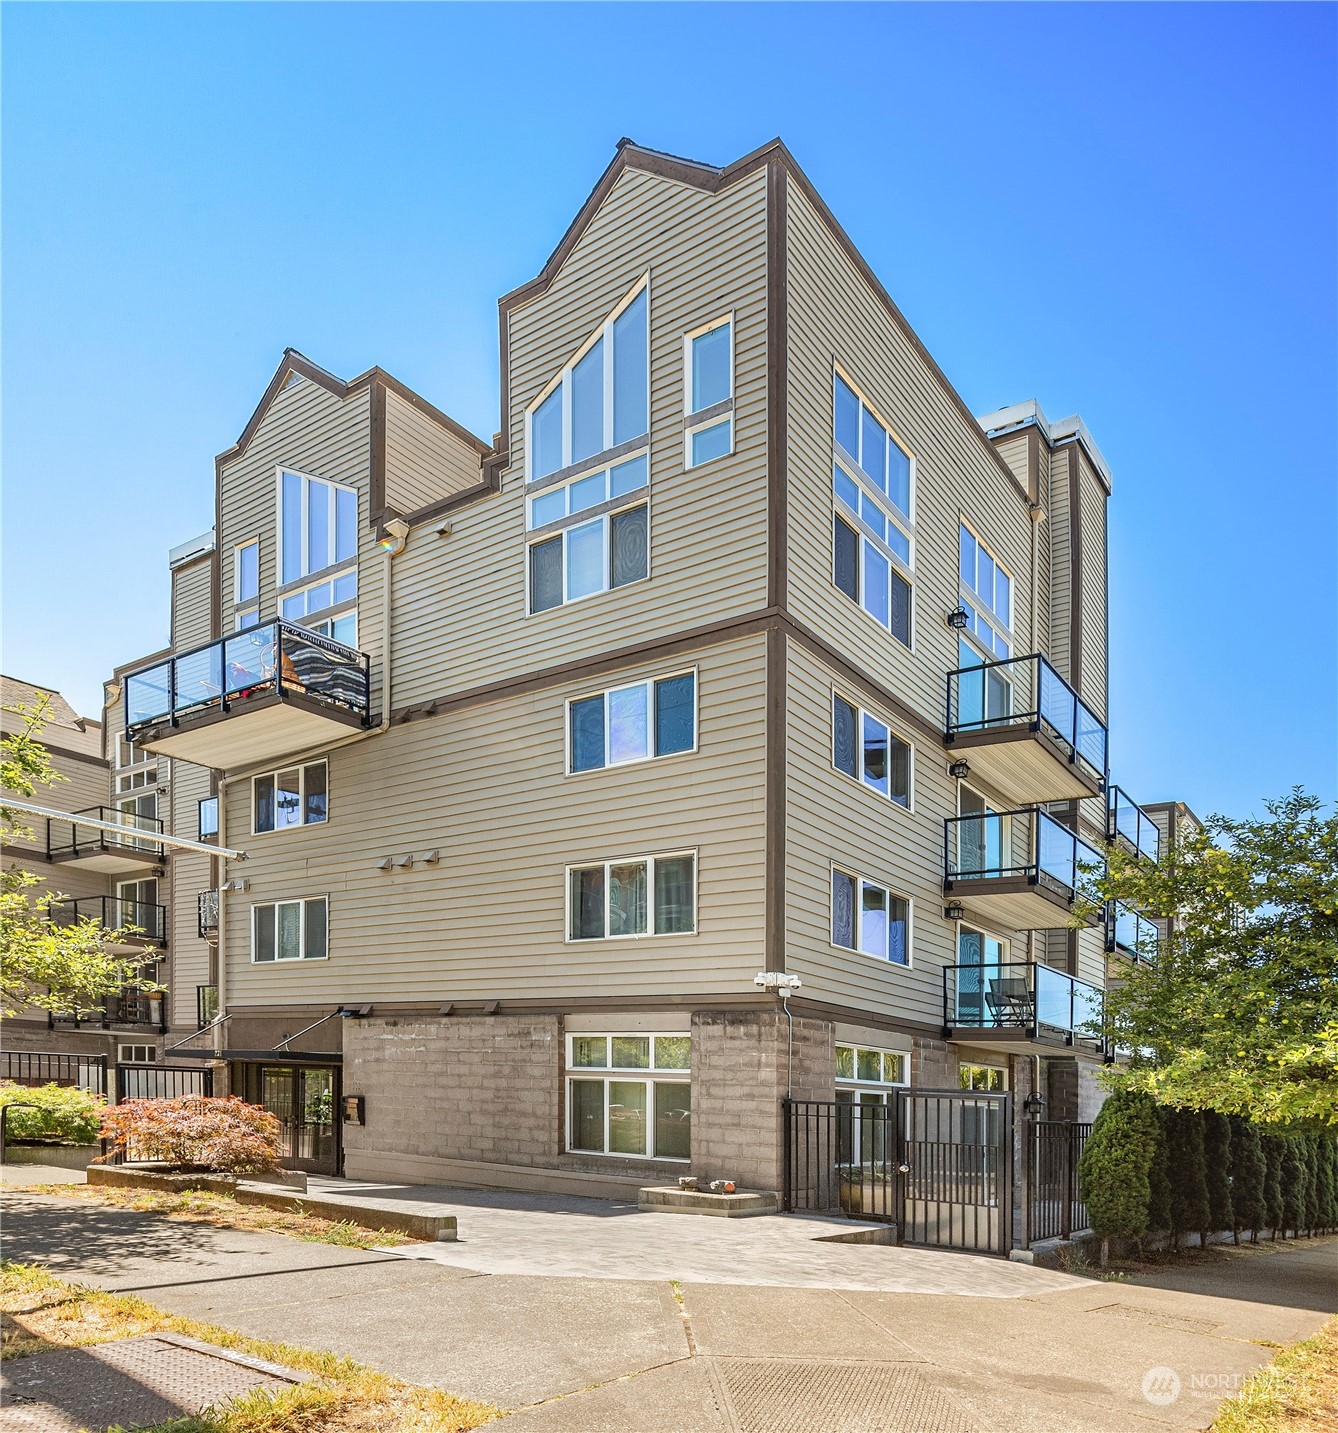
714,1359 -> 978,1433
0,1333 -> 302,1433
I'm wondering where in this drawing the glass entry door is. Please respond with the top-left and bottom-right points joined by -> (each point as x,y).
956,927 -> 1006,1025
246,1064 -> 340,1174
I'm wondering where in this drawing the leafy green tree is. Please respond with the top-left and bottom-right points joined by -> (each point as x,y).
1228,1116 -> 1267,1243
1077,1089 -> 1161,1265
1082,791 -> 1338,1128
1,701 -> 161,1017
1165,1108 -> 1210,1249
1201,1111 -> 1233,1245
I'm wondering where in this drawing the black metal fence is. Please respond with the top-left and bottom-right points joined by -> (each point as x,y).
1026,1119 -> 1092,1242
784,1099 -> 897,1223
115,1064 -> 215,1102
1,1050 -> 108,1095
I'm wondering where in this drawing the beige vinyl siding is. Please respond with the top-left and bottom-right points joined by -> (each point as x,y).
222,633 -> 767,1009
218,381 -> 384,714
391,165 -> 771,709
784,183 -> 1036,732
169,760 -> 215,1030
1047,449 -> 1074,681
1076,453 -> 1109,720
1034,443 -> 1052,662
384,389 -> 483,514
991,432 -> 1030,496
171,556 -> 214,651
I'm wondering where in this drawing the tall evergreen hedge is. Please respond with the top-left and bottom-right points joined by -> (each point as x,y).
1263,1136 -> 1286,1238
1077,1090 -> 1161,1263
1228,1116 -> 1267,1242
1201,1111 -> 1233,1243
1165,1108 -> 1210,1248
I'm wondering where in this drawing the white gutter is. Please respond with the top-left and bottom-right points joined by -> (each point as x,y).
3,799 -> 246,862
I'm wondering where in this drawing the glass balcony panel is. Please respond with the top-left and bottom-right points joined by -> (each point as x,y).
1037,813 -> 1077,888
126,664 -> 172,727
1076,699 -> 1107,774
223,626 -> 278,697
174,646 -> 223,715
950,815 -> 1010,878
280,626 -> 369,709
1038,659 -> 1076,747
1071,979 -> 1104,1038
1034,963 -> 1073,1029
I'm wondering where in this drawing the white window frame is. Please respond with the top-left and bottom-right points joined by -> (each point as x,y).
117,1044 -> 156,1064
527,498 -> 650,615
835,1042 -> 909,1093
565,1031 -> 691,1162
565,668 -> 699,775
252,761 -> 328,836
682,312 -> 735,469
958,518 -> 1014,660
250,896 -> 329,963
831,690 -> 913,811
565,849 -> 698,942
830,866 -> 913,968
234,540 -> 260,605
833,364 -> 916,539
526,275 -> 651,483
275,467 -> 358,588
958,1062 -> 1007,1092
832,513 -> 915,650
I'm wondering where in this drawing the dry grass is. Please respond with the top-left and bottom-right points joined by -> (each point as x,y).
1,1263 -> 500,1433
1212,1315 -> 1338,1433
19,1183 -> 415,1249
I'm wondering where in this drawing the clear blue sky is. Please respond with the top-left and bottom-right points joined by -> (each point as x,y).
4,3 -> 1334,820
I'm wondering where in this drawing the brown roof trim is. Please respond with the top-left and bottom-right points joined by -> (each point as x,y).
765,626 -> 787,975
27,741 -> 109,771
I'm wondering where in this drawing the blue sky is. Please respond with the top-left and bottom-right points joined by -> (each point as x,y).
4,3 -> 1334,820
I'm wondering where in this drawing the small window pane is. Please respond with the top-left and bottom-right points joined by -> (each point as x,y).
610,453 -> 647,497
304,764 -> 327,824
254,905 -> 276,962
864,543 -> 890,627
653,855 -> 694,934
655,1082 -> 691,1159
690,419 -> 732,467
571,338 -> 605,464
960,525 -> 976,588
832,871 -> 855,949
532,388 -> 563,480
335,487 -> 357,563
608,1081 -> 647,1154
308,479 -> 330,573
610,505 -> 648,588
883,1052 -> 905,1083
613,288 -> 648,445
691,322 -> 731,412
834,517 -> 858,601
333,571 -> 357,604
859,491 -> 886,542
833,464 -> 860,515
887,440 -> 911,518
654,1035 -> 690,1069
996,569 -> 1011,629
304,898 -> 327,959
834,376 -> 860,458
835,1044 -> 855,1080
862,715 -> 889,797
331,613 -> 357,647
282,593 -> 305,621
607,685 -> 649,765
571,1036 -> 607,1068
306,581 -> 333,615
281,471 -> 303,584
860,884 -> 888,959
570,1079 -> 605,1151
888,896 -> 909,966
570,696 -> 605,773
238,544 -> 259,602
654,674 -> 695,756
612,1036 -> 650,1069
530,489 -> 566,529
274,769 -> 302,829
609,861 -> 648,937
277,901 -> 302,960
569,469 -> 607,515
857,1048 -> 881,1082
889,735 -> 911,809
884,521 -> 912,566
889,569 -> 911,647
254,775 -> 275,834
987,1067 -> 1003,1091
861,409 -> 887,490
566,519 -> 604,600
833,696 -> 857,778
530,536 -> 563,613
570,866 -> 606,940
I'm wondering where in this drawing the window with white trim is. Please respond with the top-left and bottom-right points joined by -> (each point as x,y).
235,541 -> 260,630
569,672 -> 696,773
252,897 -> 328,962
684,316 -> 733,467
832,694 -> 911,808
831,869 -> 910,965
568,852 -> 695,939
567,1032 -> 690,1160
958,1062 -> 1005,1091
958,522 -> 1012,660
832,371 -> 913,646
836,1043 -> 908,1093
118,1044 -> 156,1064
279,469 -> 357,586
253,762 -> 328,834
280,570 -> 358,647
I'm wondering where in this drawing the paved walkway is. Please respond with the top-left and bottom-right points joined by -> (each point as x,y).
3,1191 -> 1333,1432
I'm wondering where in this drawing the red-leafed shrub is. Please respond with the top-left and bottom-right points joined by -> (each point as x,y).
98,1095 -> 282,1173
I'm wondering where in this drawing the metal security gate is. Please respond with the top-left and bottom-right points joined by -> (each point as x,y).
783,1088 -> 1013,1256
116,1064 -> 215,1101
1026,1119 -> 1091,1243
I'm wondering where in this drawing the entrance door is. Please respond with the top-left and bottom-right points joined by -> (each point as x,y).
899,1088 -> 1012,1255
956,927 -> 1007,1027
957,786 -> 1005,878
249,1064 -> 340,1174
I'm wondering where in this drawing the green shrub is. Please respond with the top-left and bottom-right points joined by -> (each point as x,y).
1165,1108 -> 1210,1248
1147,1107 -> 1173,1236
0,1081 -> 104,1145
1280,1138 -> 1310,1237
1263,1135 -> 1285,1236
1202,1111 -> 1233,1243
1077,1090 -> 1161,1263
1229,1116 -> 1267,1241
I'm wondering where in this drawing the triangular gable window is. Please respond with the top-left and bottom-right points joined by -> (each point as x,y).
528,278 -> 648,482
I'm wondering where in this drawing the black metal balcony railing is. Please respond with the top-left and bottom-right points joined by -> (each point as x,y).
198,889 -> 220,940
46,806 -> 164,862
944,961 -> 1105,1046
945,809 -> 1107,897
947,653 -> 1108,786
50,963 -> 166,1032
198,796 -> 219,841
1106,901 -> 1160,962
49,895 -> 167,945
124,620 -> 371,738
1107,786 -> 1161,863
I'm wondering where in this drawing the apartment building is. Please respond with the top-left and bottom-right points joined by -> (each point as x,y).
106,139 -> 1168,1208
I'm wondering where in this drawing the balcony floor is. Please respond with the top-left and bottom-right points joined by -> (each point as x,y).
130,690 -> 367,769
943,876 -> 1089,932
49,848 -> 163,876
945,724 -> 1102,805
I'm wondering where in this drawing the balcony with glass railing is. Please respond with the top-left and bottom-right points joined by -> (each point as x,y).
49,895 -> 167,952
943,961 -> 1106,1051
1107,787 -> 1161,863
944,808 -> 1106,930
197,889 -> 219,941
46,806 -> 164,875
50,961 -> 166,1033
946,654 -> 1108,804
1106,901 -> 1160,963
123,621 -> 371,769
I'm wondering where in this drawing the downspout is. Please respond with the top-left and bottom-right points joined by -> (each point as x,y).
213,525 -> 408,1060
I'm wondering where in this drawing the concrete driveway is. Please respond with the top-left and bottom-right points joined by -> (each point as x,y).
3,1191 -> 1333,1432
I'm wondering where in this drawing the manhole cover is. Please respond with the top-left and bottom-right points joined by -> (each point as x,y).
0,1334 -> 302,1433
1092,1303 -> 1220,1335
715,1359 -> 977,1433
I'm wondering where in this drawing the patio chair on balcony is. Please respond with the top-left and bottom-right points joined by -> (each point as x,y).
986,976 -> 1034,1027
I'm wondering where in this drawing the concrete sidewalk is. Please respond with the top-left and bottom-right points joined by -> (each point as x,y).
3,1192 -> 1333,1432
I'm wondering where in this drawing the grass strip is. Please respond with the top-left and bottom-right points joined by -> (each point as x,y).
1211,1315 -> 1338,1433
